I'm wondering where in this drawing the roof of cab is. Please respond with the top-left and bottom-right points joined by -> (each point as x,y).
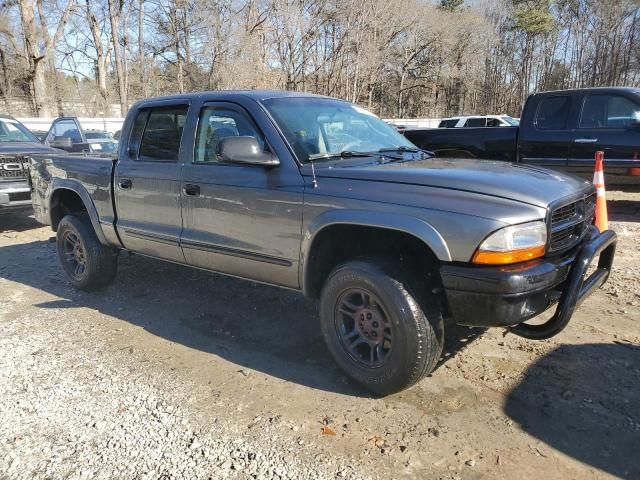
535,86 -> 640,96
135,90 -> 337,106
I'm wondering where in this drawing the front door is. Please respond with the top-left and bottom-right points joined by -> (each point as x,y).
518,94 -> 572,168
569,93 -> 640,181
114,103 -> 188,263
180,101 -> 304,288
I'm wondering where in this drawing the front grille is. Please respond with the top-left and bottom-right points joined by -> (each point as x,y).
548,194 -> 596,253
0,155 -> 29,181
551,203 -> 577,224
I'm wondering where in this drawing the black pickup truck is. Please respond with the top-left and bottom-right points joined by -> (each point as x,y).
30,91 -> 617,395
404,87 -> 640,184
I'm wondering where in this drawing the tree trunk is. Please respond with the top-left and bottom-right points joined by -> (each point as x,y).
86,0 -> 108,110
138,0 -> 146,97
18,0 -> 48,116
19,0 -> 74,117
108,0 -> 128,116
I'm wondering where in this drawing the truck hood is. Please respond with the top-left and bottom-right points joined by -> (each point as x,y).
312,157 -> 593,208
0,142 -> 58,155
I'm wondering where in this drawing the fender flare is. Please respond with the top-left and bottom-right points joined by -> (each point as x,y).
300,209 -> 452,293
50,178 -> 109,245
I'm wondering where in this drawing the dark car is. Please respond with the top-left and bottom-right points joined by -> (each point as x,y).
29,91 -> 616,395
405,87 -> 640,184
44,117 -> 118,154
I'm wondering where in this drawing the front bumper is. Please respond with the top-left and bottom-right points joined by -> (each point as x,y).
440,226 -> 617,339
0,182 -> 32,211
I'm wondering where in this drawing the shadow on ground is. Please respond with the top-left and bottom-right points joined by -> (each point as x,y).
0,210 -> 41,233
608,198 -> 640,222
0,236 -> 480,396
504,342 -> 640,479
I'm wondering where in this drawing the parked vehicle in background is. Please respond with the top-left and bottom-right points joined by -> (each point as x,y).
405,87 -> 640,184
44,117 -> 118,154
438,115 -> 519,128
86,130 -> 117,143
31,130 -> 48,142
0,114 -> 58,214
386,122 -> 408,133
30,91 -> 616,395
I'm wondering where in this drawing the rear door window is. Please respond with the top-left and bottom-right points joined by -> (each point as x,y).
579,94 -> 640,129
438,119 -> 458,128
138,105 -> 188,161
535,96 -> 570,130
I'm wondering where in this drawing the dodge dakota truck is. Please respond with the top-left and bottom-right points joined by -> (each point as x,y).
0,114 -> 58,214
404,87 -> 640,185
30,91 -> 617,395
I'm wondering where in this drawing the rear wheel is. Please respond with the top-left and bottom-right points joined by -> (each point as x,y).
56,214 -> 118,290
319,260 -> 444,396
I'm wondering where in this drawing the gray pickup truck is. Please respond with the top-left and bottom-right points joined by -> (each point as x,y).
30,91 -> 617,395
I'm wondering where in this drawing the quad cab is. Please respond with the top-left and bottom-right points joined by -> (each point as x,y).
30,91 -> 617,394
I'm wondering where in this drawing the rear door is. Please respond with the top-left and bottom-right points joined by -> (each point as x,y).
179,100 -> 304,288
570,92 -> 640,180
518,94 -> 573,167
114,102 -> 188,263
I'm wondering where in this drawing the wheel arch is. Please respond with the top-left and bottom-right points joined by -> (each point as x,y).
49,180 -> 108,245
301,210 -> 451,298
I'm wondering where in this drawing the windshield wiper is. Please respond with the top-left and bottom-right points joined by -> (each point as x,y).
377,146 -> 435,159
378,146 -> 433,154
308,151 -> 375,161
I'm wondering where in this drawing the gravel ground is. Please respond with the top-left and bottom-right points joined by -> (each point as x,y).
0,190 -> 639,480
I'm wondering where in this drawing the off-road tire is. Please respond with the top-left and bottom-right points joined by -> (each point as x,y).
56,213 -> 118,290
319,260 -> 444,396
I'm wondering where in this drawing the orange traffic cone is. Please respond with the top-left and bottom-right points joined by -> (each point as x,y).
593,151 -> 608,232
630,151 -> 640,176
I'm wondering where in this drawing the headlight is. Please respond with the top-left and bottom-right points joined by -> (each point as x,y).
472,221 -> 547,265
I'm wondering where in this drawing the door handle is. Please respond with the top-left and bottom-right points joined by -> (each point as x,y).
118,178 -> 132,189
574,138 -> 598,143
183,183 -> 200,196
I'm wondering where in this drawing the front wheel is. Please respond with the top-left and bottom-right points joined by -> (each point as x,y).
319,260 -> 444,396
56,214 -> 118,290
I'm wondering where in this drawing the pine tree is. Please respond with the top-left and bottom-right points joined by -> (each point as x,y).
439,0 -> 465,13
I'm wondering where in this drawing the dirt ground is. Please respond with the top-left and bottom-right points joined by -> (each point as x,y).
1,190 -> 639,480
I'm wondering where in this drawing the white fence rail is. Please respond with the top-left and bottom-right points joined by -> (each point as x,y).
383,118 -> 441,128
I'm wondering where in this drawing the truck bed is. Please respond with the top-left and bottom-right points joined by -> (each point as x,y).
30,152 -> 117,235
403,126 -> 518,162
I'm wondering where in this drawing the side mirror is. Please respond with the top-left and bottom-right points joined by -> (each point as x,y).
219,136 -> 279,167
51,136 -> 72,149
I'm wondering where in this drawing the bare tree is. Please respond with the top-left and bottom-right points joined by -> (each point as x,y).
17,0 -> 74,116
108,0 -> 128,115
3,0 -> 640,117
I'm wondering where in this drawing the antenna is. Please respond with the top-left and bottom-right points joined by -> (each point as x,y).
310,160 -> 318,188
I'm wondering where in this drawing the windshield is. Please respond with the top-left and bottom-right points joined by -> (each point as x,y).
89,141 -> 117,153
262,97 -> 416,162
86,132 -> 113,140
502,116 -> 520,126
0,118 -> 39,143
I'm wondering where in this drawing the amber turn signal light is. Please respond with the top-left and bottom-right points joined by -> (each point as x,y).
472,245 -> 546,265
